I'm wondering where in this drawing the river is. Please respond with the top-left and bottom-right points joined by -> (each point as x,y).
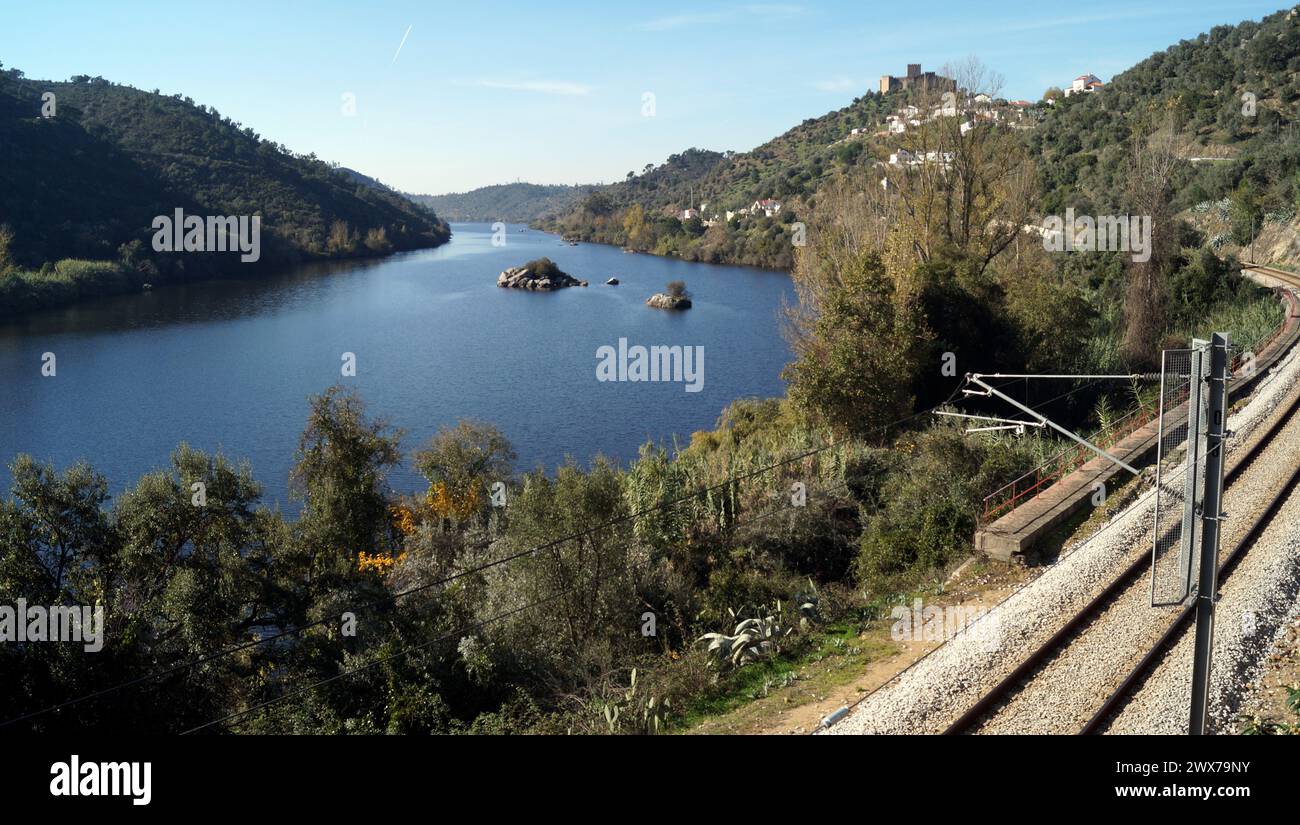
0,223 -> 795,508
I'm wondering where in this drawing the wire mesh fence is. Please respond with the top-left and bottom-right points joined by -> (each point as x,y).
1151,344 -> 1209,606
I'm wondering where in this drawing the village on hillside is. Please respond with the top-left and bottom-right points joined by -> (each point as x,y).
677,64 -> 1105,223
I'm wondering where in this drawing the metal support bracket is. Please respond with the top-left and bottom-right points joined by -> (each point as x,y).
966,374 -> 1141,477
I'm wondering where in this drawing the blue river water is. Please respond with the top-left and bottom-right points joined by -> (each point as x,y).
0,223 -> 795,508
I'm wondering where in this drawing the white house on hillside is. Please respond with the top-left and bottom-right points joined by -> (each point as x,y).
888,149 -> 915,166
1064,74 -> 1103,97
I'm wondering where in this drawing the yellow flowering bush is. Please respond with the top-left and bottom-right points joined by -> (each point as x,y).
390,503 -> 419,537
357,551 -> 406,575
427,481 -> 483,522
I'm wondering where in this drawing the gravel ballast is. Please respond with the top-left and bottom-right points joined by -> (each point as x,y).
825,333 -> 1300,735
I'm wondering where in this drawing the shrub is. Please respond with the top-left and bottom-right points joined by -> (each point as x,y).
734,485 -> 860,580
523,257 -> 564,279
412,420 -> 515,529
364,227 -> 392,253
699,565 -> 803,629
855,425 -> 1038,585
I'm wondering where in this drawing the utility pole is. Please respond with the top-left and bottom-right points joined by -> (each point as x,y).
1189,332 -> 1229,735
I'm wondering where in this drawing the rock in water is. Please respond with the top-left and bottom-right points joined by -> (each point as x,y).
496,257 -> 582,291
646,293 -> 692,310
606,277 -> 619,285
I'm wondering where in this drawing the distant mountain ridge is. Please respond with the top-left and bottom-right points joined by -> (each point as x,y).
411,182 -> 596,223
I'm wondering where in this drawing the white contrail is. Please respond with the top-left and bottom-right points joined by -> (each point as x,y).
391,24 -> 412,64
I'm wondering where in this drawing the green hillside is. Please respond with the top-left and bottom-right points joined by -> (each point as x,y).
545,7 -> 1300,271
0,67 -> 450,315
1031,7 -> 1300,232
411,182 -> 596,223
539,90 -> 914,269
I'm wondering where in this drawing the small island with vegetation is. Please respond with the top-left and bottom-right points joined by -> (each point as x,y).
497,257 -> 587,290
646,279 -> 691,310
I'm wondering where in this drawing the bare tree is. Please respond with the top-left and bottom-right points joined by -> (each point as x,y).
784,172 -> 894,348
1122,121 -> 1180,365
879,56 -> 1037,280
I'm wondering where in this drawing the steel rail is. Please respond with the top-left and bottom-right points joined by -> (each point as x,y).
943,311 -> 1300,735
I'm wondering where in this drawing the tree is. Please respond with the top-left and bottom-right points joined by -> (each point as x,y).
581,191 -> 614,216
292,386 -> 403,575
3,456 -> 113,599
364,227 -> 392,253
1000,242 -> 1095,373
494,459 -> 638,675
1121,123 -> 1179,365
327,220 -> 356,254
0,224 -> 14,272
783,180 -> 926,440
622,203 -> 649,249
0,450 -> 276,731
0,457 -> 115,728
871,59 -> 1038,291
413,421 -> 515,527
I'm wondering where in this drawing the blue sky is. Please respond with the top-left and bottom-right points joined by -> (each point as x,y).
1,1 -> 1289,194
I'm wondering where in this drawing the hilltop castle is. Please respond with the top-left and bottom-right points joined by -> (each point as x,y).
879,64 -> 952,94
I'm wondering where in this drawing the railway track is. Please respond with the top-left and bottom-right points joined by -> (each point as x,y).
943,270 -> 1300,735
1081,458 -> 1300,733
1242,262 -> 1300,286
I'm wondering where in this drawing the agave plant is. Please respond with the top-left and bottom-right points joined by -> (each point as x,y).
699,604 -> 794,668
596,669 -> 669,735
797,579 -> 822,632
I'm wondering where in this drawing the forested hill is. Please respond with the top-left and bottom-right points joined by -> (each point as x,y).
410,182 -> 597,223
1030,6 -> 1300,229
538,91 -> 899,269
0,67 -> 450,278
544,7 -> 1300,270
562,90 -> 898,221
